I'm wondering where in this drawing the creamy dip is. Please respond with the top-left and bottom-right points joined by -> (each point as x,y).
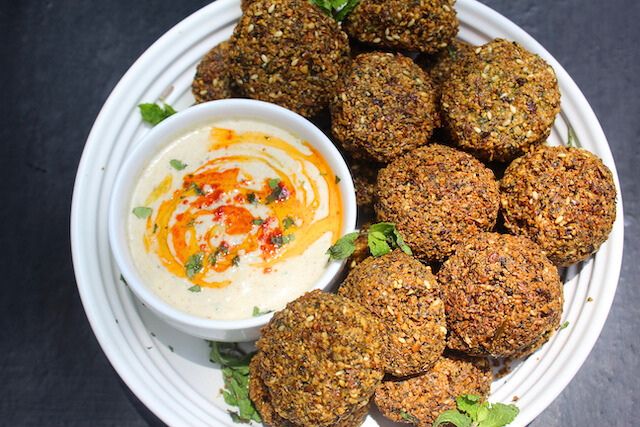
128,119 -> 343,320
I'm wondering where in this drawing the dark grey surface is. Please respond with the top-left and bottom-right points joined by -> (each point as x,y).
1,0 -> 638,425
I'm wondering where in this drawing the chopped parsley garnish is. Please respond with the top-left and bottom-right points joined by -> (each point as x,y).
252,306 -> 272,317
132,206 -> 153,219
326,222 -> 412,260
190,182 -> 204,195
433,394 -> 519,427
232,255 -> 241,266
188,285 -> 201,293
169,159 -> 187,170
185,253 -> 204,279
335,175 -> 341,183
208,342 -> 261,424
247,192 -> 258,204
209,244 -> 230,265
152,223 -> 158,233
252,218 -> 264,226
271,234 -> 295,247
138,102 -> 177,126
282,216 -> 295,229
310,0 -> 360,21
265,178 -> 289,204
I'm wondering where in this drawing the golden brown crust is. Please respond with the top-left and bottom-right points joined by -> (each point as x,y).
191,41 -> 234,103
375,144 -> 500,262
500,145 -> 617,266
331,52 -> 438,163
374,355 -> 492,427
438,232 -> 563,358
339,250 -> 446,377
255,290 -> 384,427
229,0 -> 351,118
344,0 -> 458,54
441,39 -> 561,162
417,40 -> 476,88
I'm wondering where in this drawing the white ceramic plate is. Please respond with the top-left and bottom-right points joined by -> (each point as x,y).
71,0 -> 624,426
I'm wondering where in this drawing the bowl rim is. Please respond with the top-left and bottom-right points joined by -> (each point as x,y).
107,98 -> 358,332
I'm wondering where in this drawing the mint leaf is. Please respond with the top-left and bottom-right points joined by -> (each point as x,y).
433,409 -> 472,427
456,394 -> 482,420
132,206 -> 152,219
138,102 -> 177,126
368,222 -> 410,257
209,342 -> 261,423
326,231 -> 359,260
170,159 -> 187,170
477,403 -> 519,427
188,285 -> 201,292
185,253 -> 203,279
310,0 -> 360,21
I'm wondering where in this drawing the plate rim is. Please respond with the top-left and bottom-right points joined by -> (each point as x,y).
71,0 -> 625,426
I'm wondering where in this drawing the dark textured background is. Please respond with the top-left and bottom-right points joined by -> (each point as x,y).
1,0 -> 638,425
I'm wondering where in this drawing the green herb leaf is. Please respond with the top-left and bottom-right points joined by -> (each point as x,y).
268,178 -> 280,189
559,320 -> 569,330
247,193 -> 258,204
252,306 -> 273,317
282,216 -> 295,229
326,231 -> 359,260
368,222 -> 412,257
209,342 -> 261,423
170,159 -> 187,170
138,102 -> 177,126
252,218 -> 264,225
335,175 -> 341,183
185,253 -> 204,279
433,409 -> 472,427
310,0 -> 360,21
188,285 -> 201,292
477,403 -> 519,427
132,206 -> 153,219
400,410 -> 420,424
190,182 -> 204,195
456,394 -> 482,420
271,234 -> 295,248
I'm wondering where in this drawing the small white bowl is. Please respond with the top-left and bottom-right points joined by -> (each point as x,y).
108,99 -> 357,342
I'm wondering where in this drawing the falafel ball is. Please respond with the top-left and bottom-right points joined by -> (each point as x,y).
228,0 -> 351,118
339,250 -> 447,377
191,41 -> 234,103
348,157 -> 382,217
343,0 -> 458,54
417,39 -> 476,88
250,353 -> 371,427
438,232 -> 563,358
441,39 -> 561,162
331,52 -> 438,163
500,145 -> 617,266
254,290 -> 385,427
374,355 -> 492,427
375,144 -> 500,262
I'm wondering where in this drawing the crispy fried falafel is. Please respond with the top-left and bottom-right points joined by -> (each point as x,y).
500,145 -> 617,266
253,290 -> 384,427
331,52 -> 438,163
438,232 -> 563,358
441,39 -> 561,162
374,355 -> 492,427
344,0 -> 458,54
375,144 -> 500,262
192,41 -> 234,103
339,250 -> 447,377
417,39 -> 476,88
228,0 -> 351,118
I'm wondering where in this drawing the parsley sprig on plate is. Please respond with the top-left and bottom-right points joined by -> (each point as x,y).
433,394 -> 519,427
138,102 -> 177,125
326,222 -> 412,260
209,342 -> 261,424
